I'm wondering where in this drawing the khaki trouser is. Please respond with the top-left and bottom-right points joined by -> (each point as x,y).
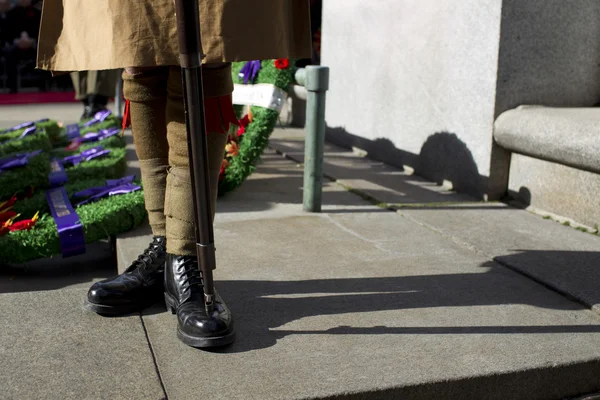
122,65 -> 234,255
70,70 -> 120,100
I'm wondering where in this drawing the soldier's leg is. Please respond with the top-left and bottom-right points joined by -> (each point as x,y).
70,71 -> 89,119
122,67 -> 170,237
85,67 -> 170,316
91,69 -> 120,99
163,64 -> 237,348
87,70 -> 119,112
85,70 -> 119,116
70,71 -> 88,101
164,65 -> 233,255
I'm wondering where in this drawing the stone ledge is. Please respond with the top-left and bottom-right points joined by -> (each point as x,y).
494,106 -> 600,173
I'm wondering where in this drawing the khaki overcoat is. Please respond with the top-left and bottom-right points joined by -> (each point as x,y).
37,0 -> 312,72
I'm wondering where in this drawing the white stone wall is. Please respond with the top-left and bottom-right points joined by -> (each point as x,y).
322,0 -> 503,195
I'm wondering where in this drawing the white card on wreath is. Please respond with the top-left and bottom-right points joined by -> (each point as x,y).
232,83 -> 288,113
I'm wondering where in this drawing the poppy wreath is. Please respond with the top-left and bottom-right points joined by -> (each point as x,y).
0,119 -> 61,156
0,112 -> 122,156
0,127 -> 52,157
217,59 -> 296,195
0,116 -> 144,265
0,117 -> 106,146
0,146 -> 128,200
0,186 -> 146,264
52,115 -> 122,147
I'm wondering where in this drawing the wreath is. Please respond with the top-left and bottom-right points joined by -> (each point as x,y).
0,145 -> 128,200
218,59 -> 295,195
0,187 -> 145,264
0,115 -> 146,265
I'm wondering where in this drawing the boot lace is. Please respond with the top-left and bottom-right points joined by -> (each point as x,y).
126,239 -> 165,273
178,258 -> 204,294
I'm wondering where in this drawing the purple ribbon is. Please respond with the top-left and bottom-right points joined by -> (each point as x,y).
0,118 -> 48,134
0,149 -> 43,173
66,124 -> 81,140
48,158 -> 68,187
18,126 -> 37,139
0,126 -> 37,145
62,146 -> 110,166
75,183 -> 141,207
80,128 -> 119,143
238,60 -> 262,84
0,121 -> 34,134
46,186 -> 86,258
83,110 -> 113,128
74,175 -> 136,198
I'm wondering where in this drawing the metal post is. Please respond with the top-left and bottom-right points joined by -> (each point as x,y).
114,71 -> 123,119
296,66 -> 329,212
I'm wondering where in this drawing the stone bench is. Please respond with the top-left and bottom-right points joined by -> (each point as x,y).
494,106 -> 600,174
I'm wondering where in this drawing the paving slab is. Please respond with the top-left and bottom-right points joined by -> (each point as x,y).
269,128 -> 600,314
143,211 -> 600,400
0,288 -> 165,400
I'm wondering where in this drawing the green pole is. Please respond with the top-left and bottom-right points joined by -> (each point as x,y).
297,66 -> 329,212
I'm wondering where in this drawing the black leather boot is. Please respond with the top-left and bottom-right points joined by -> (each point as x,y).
164,254 -> 235,348
89,94 -> 109,110
85,236 -> 167,315
81,94 -> 109,121
79,98 -> 92,120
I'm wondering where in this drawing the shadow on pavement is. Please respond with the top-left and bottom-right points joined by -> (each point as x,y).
203,252 -> 600,353
217,149 -> 502,214
0,242 -> 116,294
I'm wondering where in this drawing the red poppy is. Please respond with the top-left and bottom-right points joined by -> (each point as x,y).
9,211 -> 39,232
1,213 -> 18,235
274,58 -> 290,69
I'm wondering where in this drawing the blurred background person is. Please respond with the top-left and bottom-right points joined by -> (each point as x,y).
3,0 -> 44,92
70,70 -> 120,120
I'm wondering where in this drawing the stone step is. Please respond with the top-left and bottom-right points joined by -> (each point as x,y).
116,135 -> 600,399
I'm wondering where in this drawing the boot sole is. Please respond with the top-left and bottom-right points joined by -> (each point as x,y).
84,298 -> 158,316
177,326 -> 236,349
164,292 -> 236,348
